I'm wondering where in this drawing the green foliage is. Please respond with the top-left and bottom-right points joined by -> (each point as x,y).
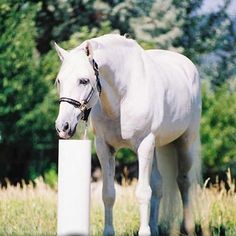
35,0 -> 97,53
0,1 -> 40,143
201,81 -> 236,176
0,0 -> 235,182
0,1 -> 58,149
130,0 -> 184,51
0,1 -> 58,182
172,0 -> 236,87
43,164 -> 57,189
116,148 -> 136,164
173,0 -> 233,59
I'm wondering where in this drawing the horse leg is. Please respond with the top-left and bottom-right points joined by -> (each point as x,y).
96,137 -> 116,236
136,133 -> 155,236
176,137 -> 195,235
149,148 -> 162,236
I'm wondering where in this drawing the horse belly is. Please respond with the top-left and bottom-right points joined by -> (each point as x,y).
155,119 -> 190,146
154,90 -> 193,146
91,115 -> 131,150
105,126 -> 131,149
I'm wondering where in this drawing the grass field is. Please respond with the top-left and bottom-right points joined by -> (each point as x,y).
0,171 -> 235,236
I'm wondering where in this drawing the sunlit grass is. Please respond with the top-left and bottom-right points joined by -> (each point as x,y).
0,178 -> 56,235
194,170 -> 236,236
0,171 -> 235,235
91,180 -> 140,236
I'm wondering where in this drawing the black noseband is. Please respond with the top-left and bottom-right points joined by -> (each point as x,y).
59,97 -> 82,109
59,97 -> 92,122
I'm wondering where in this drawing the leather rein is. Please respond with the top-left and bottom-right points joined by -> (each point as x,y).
59,59 -> 101,122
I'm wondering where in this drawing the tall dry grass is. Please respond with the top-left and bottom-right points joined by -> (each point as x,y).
192,170 -> 236,236
0,178 -> 57,235
0,170 -> 235,235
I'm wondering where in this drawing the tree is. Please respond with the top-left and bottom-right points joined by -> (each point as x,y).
173,0 -> 236,87
130,0 -> 183,51
201,81 -> 236,178
0,1 -> 56,182
1,0 -> 235,183
0,0 -> 113,182
34,0 -> 97,54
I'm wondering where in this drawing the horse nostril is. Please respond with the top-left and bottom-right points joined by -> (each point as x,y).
56,127 -> 60,133
62,122 -> 69,132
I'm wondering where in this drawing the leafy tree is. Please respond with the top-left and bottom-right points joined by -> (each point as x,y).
201,81 -> 236,178
1,0 -> 235,183
34,0 -> 97,53
0,1 -> 39,143
173,0 -> 231,58
0,1 -> 56,182
130,0 -> 183,51
173,0 -> 236,87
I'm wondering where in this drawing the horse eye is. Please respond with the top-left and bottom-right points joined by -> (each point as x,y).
79,78 -> 89,85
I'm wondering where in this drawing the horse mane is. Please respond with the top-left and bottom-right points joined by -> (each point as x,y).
74,34 -> 142,56
85,34 -> 142,51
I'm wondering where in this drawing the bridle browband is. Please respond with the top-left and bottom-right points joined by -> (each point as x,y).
59,59 -> 102,122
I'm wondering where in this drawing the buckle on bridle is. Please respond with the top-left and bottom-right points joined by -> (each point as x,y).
80,101 -> 87,112
59,97 -> 90,121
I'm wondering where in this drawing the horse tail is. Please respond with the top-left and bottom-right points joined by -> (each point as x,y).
158,132 -> 202,230
189,132 -> 202,185
158,143 -> 181,228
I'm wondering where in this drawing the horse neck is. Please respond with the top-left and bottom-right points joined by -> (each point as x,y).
96,58 -> 124,118
93,43 -> 144,118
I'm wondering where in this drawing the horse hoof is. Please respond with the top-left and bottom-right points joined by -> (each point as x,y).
139,226 -> 151,236
103,226 -> 115,236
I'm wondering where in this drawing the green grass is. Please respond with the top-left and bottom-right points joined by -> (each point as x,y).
0,179 -> 56,235
0,173 -> 236,236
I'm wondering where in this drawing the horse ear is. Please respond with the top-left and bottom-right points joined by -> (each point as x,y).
54,42 -> 68,61
85,41 -> 93,60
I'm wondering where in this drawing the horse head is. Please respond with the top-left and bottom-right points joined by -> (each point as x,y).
54,42 -> 101,139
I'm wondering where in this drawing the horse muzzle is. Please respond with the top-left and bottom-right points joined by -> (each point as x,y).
55,121 -> 77,139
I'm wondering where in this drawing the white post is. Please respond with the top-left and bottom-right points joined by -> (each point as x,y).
57,140 -> 91,236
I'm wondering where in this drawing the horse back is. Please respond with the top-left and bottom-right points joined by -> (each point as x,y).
145,49 -> 201,145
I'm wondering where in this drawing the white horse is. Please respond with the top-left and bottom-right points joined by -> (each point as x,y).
55,34 -> 201,236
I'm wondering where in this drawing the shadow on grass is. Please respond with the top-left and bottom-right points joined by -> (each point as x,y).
130,224 -> 228,236
211,225 -> 226,236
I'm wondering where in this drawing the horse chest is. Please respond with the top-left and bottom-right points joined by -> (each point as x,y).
91,112 -> 132,150
104,120 -> 131,149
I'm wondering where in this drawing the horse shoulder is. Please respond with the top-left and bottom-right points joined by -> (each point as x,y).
91,103 -> 130,149
120,69 -> 165,140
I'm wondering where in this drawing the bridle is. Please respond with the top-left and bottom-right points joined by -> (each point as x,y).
59,59 -> 102,122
